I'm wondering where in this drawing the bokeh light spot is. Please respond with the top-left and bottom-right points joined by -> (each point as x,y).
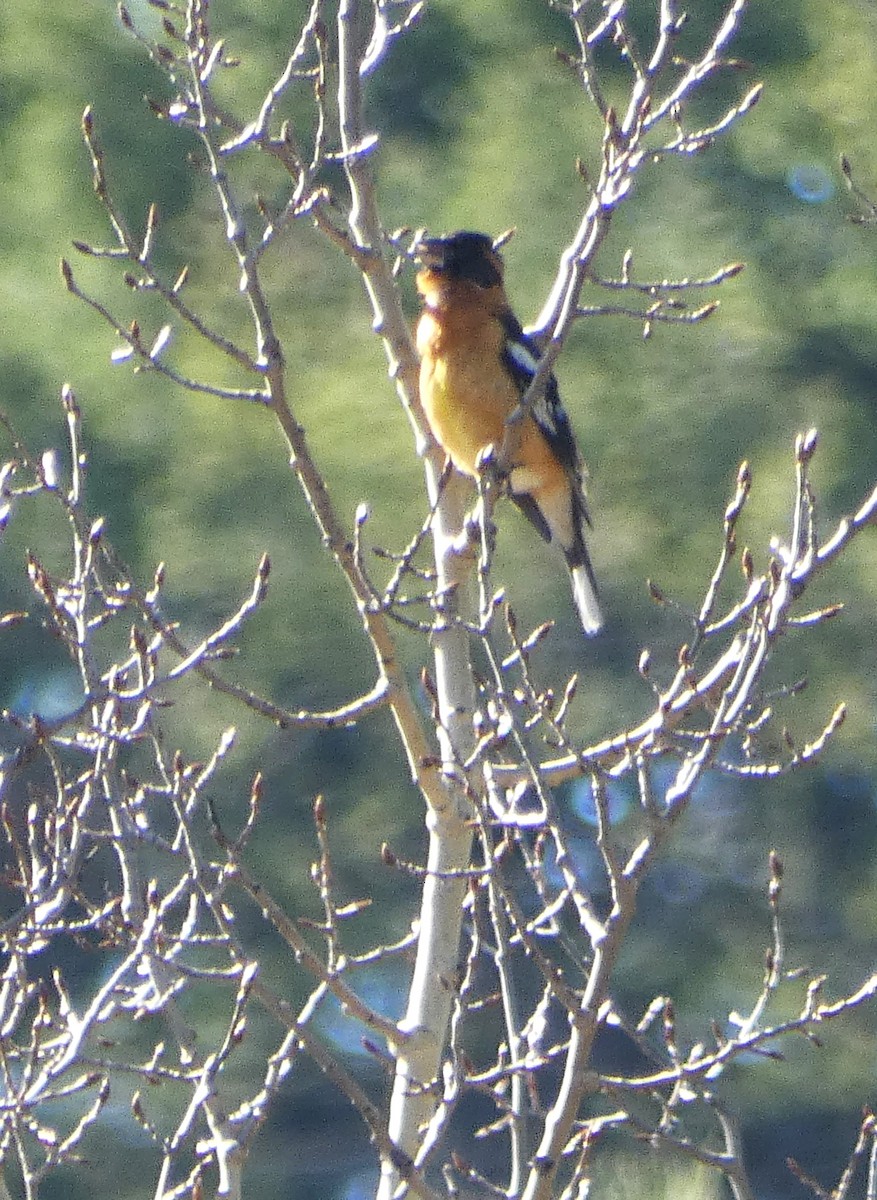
786,163 -> 835,204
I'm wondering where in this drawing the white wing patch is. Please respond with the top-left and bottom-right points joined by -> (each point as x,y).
532,391 -> 566,443
505,338 -> 539,378
505,337 -> 568,440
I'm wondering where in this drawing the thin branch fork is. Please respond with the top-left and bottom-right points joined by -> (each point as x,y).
598,972 -> 877,1095
68,96 -> 447,820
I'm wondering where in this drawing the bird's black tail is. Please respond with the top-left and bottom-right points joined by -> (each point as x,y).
565,490 -> 603,636
564,550 -> 603,636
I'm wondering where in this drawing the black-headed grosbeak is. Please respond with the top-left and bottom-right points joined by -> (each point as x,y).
414,230 -> 603,635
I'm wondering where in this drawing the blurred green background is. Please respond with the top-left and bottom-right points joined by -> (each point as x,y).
0,0 -> 875,1197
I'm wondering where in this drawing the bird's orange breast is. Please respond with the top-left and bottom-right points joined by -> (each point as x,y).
417,304 -> 517,477
416,313 -> 564,500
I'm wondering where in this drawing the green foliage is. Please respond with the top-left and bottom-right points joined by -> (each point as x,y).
0,1 -> 875,1197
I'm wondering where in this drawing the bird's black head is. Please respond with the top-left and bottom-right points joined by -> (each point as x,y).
415,231 -> 504,289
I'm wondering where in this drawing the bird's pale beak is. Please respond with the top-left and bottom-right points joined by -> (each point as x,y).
413,237 -> 448,271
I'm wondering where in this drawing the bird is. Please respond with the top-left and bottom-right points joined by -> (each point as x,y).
414,230 -> 603,636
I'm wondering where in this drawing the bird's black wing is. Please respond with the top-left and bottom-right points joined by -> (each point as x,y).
498,309 -> 580,476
